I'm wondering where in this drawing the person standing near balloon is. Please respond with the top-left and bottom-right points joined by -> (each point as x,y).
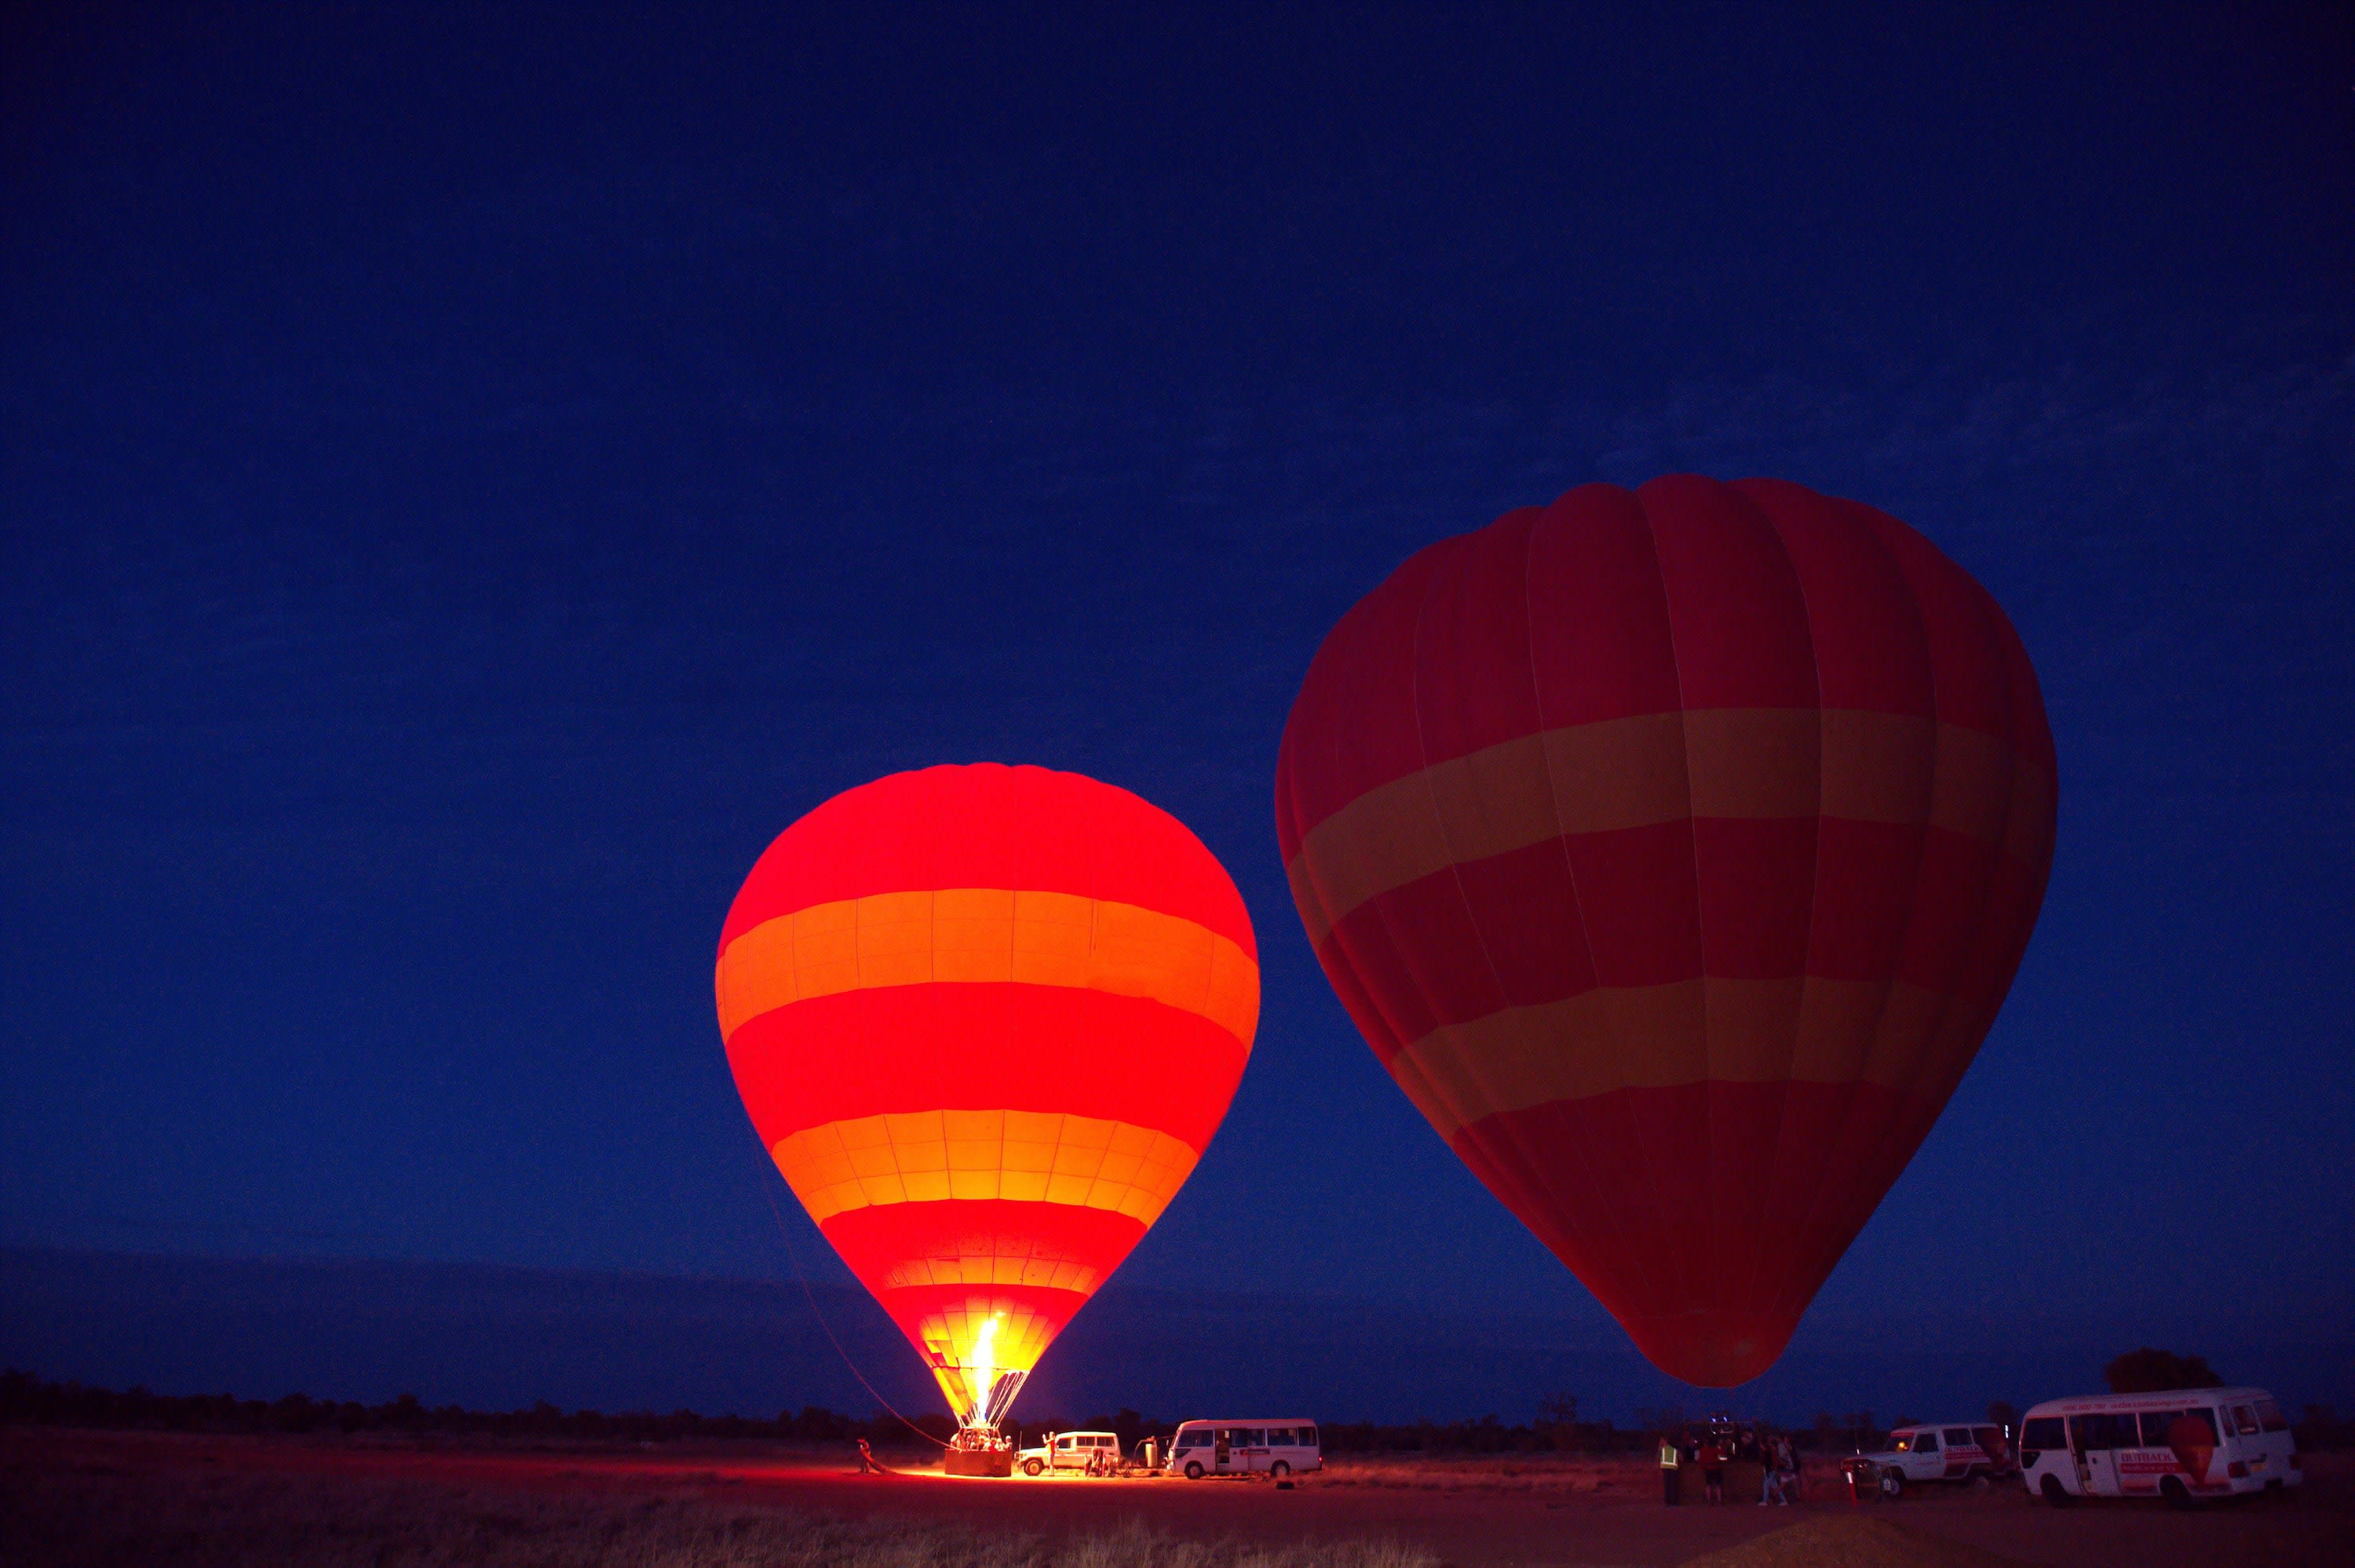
1762,1432 -> 1795,1504
1659,1430 -> 1684,1505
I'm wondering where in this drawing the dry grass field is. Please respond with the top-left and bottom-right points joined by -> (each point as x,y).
0,1457 -> 1436,1568
1319,1453 -> 1689,1497
5,1429 -> 2349,1568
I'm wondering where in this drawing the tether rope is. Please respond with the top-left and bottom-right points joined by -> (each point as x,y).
747,1140 -> 951,1449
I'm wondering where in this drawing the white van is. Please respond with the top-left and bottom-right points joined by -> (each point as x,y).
1850,1422 -> 2016,1497
2018,1387 -> 2300,1506
1166,1420 -> 1322,1479
1016,1431 -> 1120,1476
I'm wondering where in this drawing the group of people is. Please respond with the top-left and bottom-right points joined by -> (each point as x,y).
1656,1426 -> 1800,1507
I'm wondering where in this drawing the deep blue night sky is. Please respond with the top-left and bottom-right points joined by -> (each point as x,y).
5,2 -> 2350,1424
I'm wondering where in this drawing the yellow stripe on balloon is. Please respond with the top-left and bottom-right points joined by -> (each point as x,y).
714,888 -> 1259,1045
1286,709 -> 2053,944
1382,975 -> 1999,1143
771,1109 -> 1202,1226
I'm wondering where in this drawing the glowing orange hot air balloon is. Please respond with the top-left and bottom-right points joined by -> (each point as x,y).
1275,477 -> 2054,1387
717,764 -> 1257,1434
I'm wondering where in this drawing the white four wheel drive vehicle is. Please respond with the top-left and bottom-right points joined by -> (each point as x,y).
1853,1423 -> 2015,1499
2017,1387 -> 2301,1507
1166,1420 -> 1322,1479
1017,1431 -> 1122,1476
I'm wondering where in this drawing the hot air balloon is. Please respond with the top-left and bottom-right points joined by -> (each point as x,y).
717,764 -> 1257,1460
1275,476 -> 2054,1387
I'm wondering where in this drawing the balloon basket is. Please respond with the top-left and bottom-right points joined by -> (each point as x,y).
944,1445 -> 1014,1478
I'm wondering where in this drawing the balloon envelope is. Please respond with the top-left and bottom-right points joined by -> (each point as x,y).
719,764 -> 1256,1424
1275,476 -> 2054,1386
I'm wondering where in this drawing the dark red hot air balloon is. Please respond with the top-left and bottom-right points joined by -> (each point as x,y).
1275,476 -> 2054,1387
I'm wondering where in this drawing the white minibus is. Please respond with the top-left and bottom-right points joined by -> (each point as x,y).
1166,1420 -> 1322,1479
2017,1387 -> 2300,1506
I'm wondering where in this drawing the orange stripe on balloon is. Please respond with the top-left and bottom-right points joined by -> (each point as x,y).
1286,708 -> 2052,943
774,1109 -> 1199,1226
1381,976 -> 1999,1142
714,888 -> 1259,1045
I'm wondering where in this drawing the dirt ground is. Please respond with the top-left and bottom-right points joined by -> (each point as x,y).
5,1428 -> 2349,1567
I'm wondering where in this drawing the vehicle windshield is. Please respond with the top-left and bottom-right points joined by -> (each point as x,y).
1887,1433 -> 1920,1451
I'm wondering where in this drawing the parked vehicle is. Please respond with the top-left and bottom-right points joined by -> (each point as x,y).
1017,1431 -> 1121,1476
1847,1423 -> 2015,1498
2017,1387 -> 2300,1507
1165,1420 -> 1322,1479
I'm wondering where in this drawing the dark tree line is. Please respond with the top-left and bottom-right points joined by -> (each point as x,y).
1315,1412 -> 1648,1454
9,1366 -> 2346,1452
0,1373 -> 1643,1457
2104,1347 -> 2225,1394
0,1369 -> 952,1447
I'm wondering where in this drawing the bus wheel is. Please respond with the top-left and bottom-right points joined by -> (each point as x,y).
2161,1476 -> 2193,1511
1185,1461 -> 1205,1481
2040,1475 -> 2072,1508
1269,1460 -> 1290,1479
1022,1458 -> 1043,1478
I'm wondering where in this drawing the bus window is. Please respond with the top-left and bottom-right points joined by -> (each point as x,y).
2020,1417 -> 2064,1457
2257,1400 -> 2289,1433
1299,1424 -> 1318,1449
2072,1413 -> 2127,1450
1268,1428 -> 1294,1446
2138,1411 -> 2182,1446
1235,1429 -> 1265,1447
2229,1406 -> 2259,1437
1174,1428 -> 1206,1451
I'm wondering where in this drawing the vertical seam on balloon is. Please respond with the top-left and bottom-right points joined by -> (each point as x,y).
1006,775 -> 1027,1205
1328,582 -> 1435,1101
1293,654 -> 1355,1018
1879,580 -> 2023,1180
1730,488 -> 1825,1333
1515,496 -> 1670,1320
1405,533 -> 1517,1150
1084,772 -> 1108,1235
1750,504 -> 1934,1330
1901,582 -> 2030,1118
1643,485 -> 1715,1337
1455,509 -> 1613,1309
1279,690 -> 1349,1047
